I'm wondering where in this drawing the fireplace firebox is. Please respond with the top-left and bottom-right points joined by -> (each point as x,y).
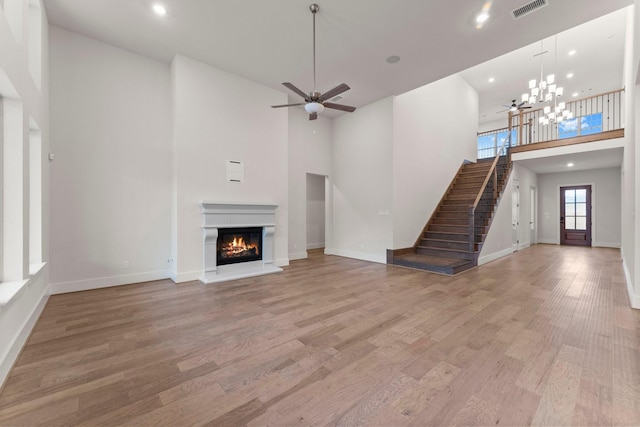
216,227 -> 262,266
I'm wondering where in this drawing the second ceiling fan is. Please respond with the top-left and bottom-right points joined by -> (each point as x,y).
271,4 -> 356,120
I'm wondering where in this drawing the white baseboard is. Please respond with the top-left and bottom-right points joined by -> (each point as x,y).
289,251 -> 308,261
537,239 -> 559,245
518,242 -> 531,251
478,247 -> 514,266
50,270 -> 172,294
622,257 -> 640,309
172,270 -> 201,284
330,249 -> 386,264
0,286 -> 49,391
594,242 -> 621,249
306,243 -> 325,250
274,258 -> 290,267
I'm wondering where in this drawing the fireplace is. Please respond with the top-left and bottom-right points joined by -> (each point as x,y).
200,202 -> 282,284
217,227 -> 262,266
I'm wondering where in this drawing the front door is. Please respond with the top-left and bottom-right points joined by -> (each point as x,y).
560,185 -> 592,246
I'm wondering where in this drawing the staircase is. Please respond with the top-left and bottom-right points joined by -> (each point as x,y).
388,155 -> 512,275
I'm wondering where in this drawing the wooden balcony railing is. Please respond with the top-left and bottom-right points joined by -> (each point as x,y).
478,88 -> 625,158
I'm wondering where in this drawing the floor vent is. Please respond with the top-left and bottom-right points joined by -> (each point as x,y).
512,0 -> 548,19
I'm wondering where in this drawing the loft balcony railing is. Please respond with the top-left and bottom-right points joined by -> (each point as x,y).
478,88 -> 625,159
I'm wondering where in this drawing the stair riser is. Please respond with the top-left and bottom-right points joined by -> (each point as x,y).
431,218 -> 469,225
436,213 -> 470,220
439,205 -> 471,212
421,239 -> 472,251
428,225 -> 470,233
416,247 -> 476,260
424,232 -> 469,242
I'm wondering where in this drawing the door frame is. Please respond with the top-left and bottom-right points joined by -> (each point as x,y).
530,186 -> 537,245
512,179 -> 520,251
557,182 -> 595,246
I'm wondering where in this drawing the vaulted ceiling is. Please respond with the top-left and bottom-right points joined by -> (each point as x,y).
43,0 -> 634,120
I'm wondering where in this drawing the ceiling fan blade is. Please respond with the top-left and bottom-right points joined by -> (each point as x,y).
271,103 -> 305,108
282,82 -> 309,100
309,113 -> 318,121
323,102 -> 356,113
318,83 -> 350,102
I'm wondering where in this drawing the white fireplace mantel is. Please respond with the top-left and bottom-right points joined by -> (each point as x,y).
200,202 -> 282,284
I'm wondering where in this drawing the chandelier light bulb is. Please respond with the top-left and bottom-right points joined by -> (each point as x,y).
546,74 -> 555,85
529,79 -> 537,89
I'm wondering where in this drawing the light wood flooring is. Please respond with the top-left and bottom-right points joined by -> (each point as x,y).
0,245 -> 639,426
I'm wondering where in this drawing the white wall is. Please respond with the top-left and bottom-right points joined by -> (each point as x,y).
479,163 -> 538,264
392,74 -> 478,248
537,167 -> 621,247
49,27 -> 172,293
478,117 -> 511,133
171,55 -> 289,281
331,97 -> 394,263
623,1 -> 639,308
306,173 -> 325,250
0,0 -> 50,389
288,107 -> 331,260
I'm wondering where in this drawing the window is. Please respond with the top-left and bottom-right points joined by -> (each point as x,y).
477,129 -> 517,159
558,113 -> 602,139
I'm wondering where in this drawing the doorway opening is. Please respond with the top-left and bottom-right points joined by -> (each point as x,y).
306,173 -> 326,251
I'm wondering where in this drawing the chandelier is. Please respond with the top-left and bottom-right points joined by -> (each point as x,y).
521,39 -> 574,125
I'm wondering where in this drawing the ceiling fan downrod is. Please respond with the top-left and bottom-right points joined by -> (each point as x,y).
310,4 -> 319,95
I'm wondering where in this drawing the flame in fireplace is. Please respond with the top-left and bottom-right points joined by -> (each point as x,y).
221,235 -> 259,258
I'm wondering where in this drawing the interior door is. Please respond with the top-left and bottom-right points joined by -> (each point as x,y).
530,186 -> 536,244
512,179 -> 520,251
560,185 -> 592,246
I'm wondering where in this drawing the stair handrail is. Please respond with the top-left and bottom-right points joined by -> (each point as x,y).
468,134 -> 511,252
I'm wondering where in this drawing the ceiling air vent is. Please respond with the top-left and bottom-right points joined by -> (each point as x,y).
512,0 -> 548,19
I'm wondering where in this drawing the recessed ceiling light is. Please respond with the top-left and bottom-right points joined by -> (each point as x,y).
567,162 -> 574,167
568,49 -> 576,56
572,92 -> 579,97
153,4 -> 167,16
386,55 -> 400,64
566,73 -> 574,79
488,77 -> 495,83
476,12 -> 490,24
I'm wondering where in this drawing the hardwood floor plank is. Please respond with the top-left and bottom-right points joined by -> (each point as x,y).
0,245 -> 638,426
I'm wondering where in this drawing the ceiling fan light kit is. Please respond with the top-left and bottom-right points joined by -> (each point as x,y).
270,4 -> 356,120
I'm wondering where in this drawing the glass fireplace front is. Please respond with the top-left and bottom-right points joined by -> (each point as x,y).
216,227 -> 262,266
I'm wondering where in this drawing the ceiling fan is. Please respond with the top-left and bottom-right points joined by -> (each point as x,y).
271,4 -> 356,120
496,99 -> 531,114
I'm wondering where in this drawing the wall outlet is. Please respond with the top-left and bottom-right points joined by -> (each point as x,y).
123,261 -> 129,269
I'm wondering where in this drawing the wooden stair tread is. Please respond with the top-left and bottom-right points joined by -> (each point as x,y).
394,253 -> 472,267
416,245 -> 475,255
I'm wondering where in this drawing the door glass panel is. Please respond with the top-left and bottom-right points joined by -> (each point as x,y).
566,217 -> 576,230
576,217 -> 587,230
565,203 -> 575,216
576,189 -> 586,203
565,190 -> 575,203
576,203 -> 586,216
